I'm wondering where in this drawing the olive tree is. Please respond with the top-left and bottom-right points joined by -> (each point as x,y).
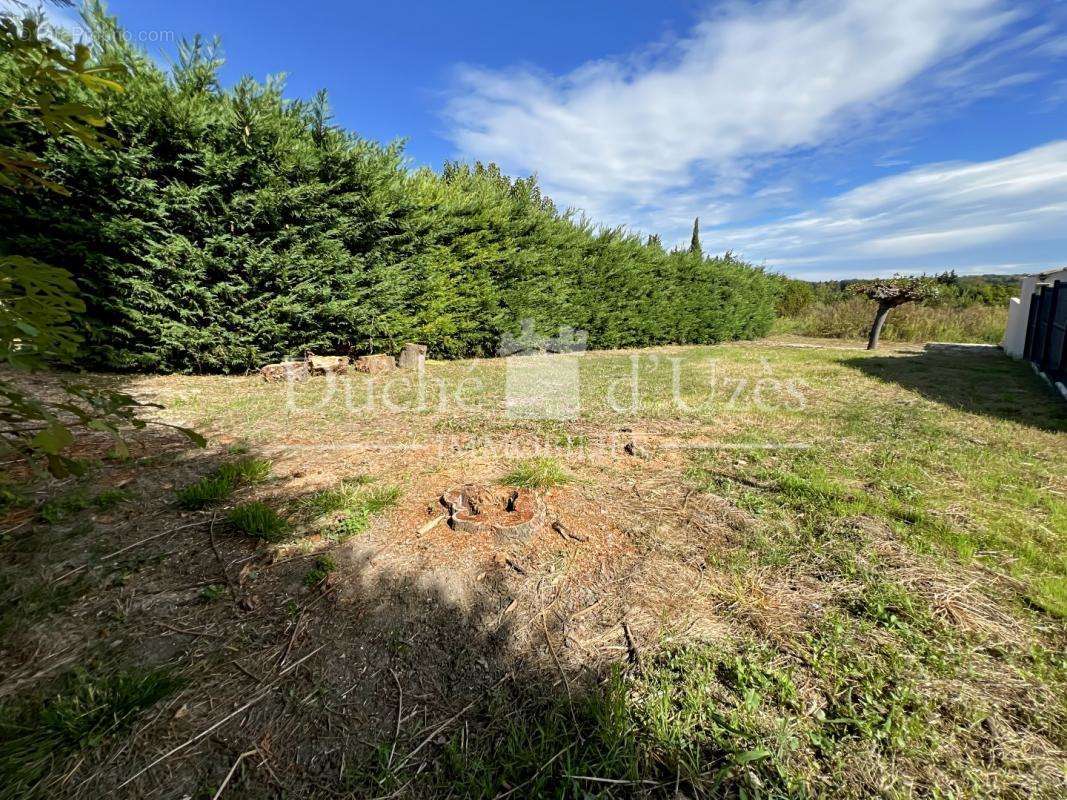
853,276 -> 939,350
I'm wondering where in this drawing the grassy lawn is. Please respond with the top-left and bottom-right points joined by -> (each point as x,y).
1,337 -> 1064,798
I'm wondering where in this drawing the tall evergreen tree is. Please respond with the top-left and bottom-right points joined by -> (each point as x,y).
0,5 -> 780,373
689,217 -> 702,257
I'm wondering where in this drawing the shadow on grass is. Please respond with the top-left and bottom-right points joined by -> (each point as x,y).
843,345 -> 1067,432
3,375 -> 1064,799
0,426 -> 676,799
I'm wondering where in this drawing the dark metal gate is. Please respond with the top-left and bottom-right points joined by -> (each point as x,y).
1023,279 -> 1067,383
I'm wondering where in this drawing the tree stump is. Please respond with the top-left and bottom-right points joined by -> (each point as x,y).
398,343 -> 427,370
441,484 -> 544,543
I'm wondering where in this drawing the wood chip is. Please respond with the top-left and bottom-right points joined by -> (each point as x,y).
417,514 -> 447,535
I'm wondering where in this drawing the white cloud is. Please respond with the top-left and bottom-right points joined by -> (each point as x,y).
716,141 -> 1067,277
446,0 -> 1016,229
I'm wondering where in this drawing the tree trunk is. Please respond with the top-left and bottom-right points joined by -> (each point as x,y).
867,302 -> 893,350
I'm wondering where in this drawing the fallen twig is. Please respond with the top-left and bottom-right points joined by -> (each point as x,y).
541,611 -> 576,724
232,659 -> 266,685
212,749 -> 257,799
208,512 -> 239,603
157,621 -> 224,639
565,774 -> 660,786
622,620 -> 643,671
387,669 -> 403,769
552,520 -> 588,542
417,514 -> 446,535
276,610 -> 305,671
395,675 -> 508,770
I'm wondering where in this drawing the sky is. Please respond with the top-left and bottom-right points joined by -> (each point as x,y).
18,0 -> 1067,279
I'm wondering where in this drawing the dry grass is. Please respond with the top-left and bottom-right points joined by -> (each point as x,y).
776,297 -> 1008,343
0,339 -> 1064,798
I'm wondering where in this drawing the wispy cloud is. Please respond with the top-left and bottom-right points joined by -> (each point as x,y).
717,140 -> 1067,278
446,1 -> 1017,227
444,1 -> 1067,275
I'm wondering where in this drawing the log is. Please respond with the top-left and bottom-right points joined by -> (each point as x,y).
260,361 -> 308,383
352,354 -> 396,374
308,354 -> 349,375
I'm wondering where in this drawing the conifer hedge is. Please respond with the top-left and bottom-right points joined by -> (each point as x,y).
0,13 -> 779,373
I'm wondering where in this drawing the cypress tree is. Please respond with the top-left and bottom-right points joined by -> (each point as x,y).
689,217 -> 702,257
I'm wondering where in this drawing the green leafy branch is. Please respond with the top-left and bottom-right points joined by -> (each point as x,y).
0,7 -> 202,476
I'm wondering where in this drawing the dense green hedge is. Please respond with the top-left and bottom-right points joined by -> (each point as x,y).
0,15 -> 778,373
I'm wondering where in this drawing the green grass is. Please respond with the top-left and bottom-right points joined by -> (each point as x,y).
91,488 -> 133,511
362,485 -> 402,515
175,456 -> 272,510
0,484 -> 28,514
226,501 -> 288,542
501,457 -> 571,489
0,576 -> 90,639
685,358 -> 1067,617
175,474 -> 236,510
0,667 -> 183,799
198,584 -> 226,602
37,490 -> 93,524
216,456 -> 272,485
297,476 -> 374,518
346,630 -> 1017,799
303,555 -> 337,588
15,341 -> 1062,798
37,487 -> 133,524
298,479 -> 400,541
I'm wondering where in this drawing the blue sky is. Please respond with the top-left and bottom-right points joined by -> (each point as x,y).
28,0 -> 1067,279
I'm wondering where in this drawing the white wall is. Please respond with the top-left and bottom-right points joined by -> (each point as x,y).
1002,268 -> 1067,359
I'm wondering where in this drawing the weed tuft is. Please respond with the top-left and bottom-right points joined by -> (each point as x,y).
38,487 -> 133,523
226,501 -> 288,542
0,484 -> 28,514
362,485 -> 401,515
217,456 -> 272,486
0,667 -> 183,799
298,479 -> 400,541
502,458 -> 571,489
198,584 -> 226,603
92,488 -> 132,511
38,490 -> 92,524
303,555 -> 337,588
175,474 -> 234,510
175,456 -> 272,510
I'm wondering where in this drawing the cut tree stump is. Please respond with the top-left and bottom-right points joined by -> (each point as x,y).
260,361 -> 309,383
398,343 -> 427,370
441,484 -> 545,543
307,354 -> 349,375
352,354 -> 396,374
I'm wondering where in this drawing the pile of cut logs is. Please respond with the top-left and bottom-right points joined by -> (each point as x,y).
260,343 -> 427,382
